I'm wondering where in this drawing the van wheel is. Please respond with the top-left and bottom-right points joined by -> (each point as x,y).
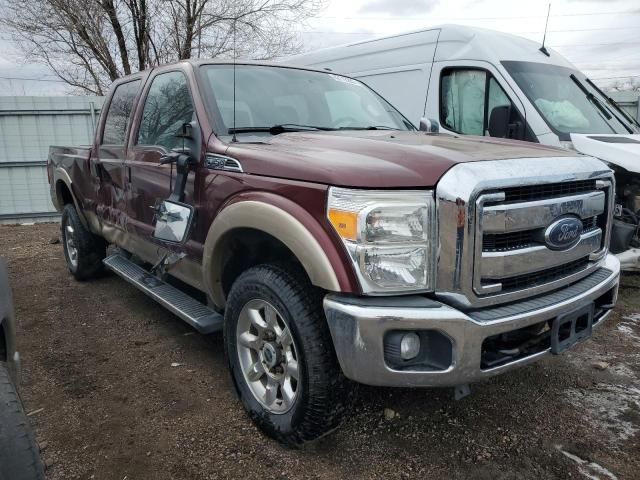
0,364 -> 45,480
61,204 -> 106,281
224,264 -> 352,446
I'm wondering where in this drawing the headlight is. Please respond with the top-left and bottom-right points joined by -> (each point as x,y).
327,187 -> 437,294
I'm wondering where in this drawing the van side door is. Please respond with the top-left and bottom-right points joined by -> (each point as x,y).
426,61 -> 535,141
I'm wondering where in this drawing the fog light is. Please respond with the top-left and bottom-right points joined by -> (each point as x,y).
400,332 -> 421,360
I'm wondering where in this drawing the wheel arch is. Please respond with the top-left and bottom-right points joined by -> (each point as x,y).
53,169 -> 89,229
203,196 -> 354,309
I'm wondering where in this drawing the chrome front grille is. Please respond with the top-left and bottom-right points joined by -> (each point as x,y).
435,156 -> 614,309
499,179 -> 597,203
497,257 -> 590,292
474,183 -> 610,296
483,216 -> 599,252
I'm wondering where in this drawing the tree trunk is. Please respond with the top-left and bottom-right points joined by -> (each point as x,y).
101,0 -> 132,75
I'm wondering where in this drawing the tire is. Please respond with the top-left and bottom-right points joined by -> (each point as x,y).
224,264 -> 352,446
0,364 -> 45,480
61,204 -> 106,281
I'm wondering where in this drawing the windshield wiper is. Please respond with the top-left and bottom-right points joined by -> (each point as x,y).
228,124 -> 336,135
337,125 -> 399,131
570,74 -> 615,123
585,78 -> 639,132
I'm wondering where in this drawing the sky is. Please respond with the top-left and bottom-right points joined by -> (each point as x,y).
0,0 -> 639,96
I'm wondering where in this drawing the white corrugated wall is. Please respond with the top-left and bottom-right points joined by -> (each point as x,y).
0,96 -> 104,224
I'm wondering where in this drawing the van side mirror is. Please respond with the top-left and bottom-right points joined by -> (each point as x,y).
488,105 -> 511,138
153,200 -> 194,244
419,117 -> 439,133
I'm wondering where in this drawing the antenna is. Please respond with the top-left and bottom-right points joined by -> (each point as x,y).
539,3 -> 551,57
231,12 -> 238,143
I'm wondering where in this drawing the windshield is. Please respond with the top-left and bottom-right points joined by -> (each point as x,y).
199,64 -> 414,136
502,61 -> 638,141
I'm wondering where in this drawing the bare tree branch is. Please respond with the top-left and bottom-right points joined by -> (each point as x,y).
0,0 -> 325,93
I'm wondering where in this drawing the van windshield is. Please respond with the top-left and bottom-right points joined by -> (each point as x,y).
199,64 -> 414,136
502,61 -> 638,141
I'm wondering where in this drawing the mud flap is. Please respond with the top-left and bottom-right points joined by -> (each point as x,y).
551,302 -> 594,354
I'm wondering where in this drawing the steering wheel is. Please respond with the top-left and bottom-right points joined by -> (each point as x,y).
333,116 -> 359,128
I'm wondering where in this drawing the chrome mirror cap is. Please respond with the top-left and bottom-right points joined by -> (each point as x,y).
153,200 -> 194,244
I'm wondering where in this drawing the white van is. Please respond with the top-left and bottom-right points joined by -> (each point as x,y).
288,24 -> 640,269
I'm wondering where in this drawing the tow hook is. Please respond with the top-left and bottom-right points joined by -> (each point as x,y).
454,384 -> 471,400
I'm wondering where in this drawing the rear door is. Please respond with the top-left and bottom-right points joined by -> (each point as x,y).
92,78 -> 142,228
125,69 -> 198,245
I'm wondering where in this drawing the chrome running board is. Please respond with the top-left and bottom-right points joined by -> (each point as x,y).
103,253 -> 223,334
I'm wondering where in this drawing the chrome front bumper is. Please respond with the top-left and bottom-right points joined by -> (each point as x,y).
324,254 -> 620,388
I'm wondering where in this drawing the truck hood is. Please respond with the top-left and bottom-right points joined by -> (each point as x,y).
224,130 -> 578,188
571,134 -> 640,174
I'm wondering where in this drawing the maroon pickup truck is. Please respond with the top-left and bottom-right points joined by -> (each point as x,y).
48,60 -> 620,445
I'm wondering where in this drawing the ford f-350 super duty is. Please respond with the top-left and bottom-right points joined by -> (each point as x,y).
48,60 -> 620,445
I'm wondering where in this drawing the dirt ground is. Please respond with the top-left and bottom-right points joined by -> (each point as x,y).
1,223 -> 639,480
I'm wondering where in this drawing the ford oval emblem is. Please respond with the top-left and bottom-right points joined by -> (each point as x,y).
544,216 -> 583,250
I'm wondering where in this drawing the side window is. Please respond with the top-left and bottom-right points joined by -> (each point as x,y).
102,80 -> 141,145
440,69 -> 486,135
488,77 -> 511,116
137,71 -> 195,150
440,68 -> 525,139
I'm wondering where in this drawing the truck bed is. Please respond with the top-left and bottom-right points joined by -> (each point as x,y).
47,145 -> 93,213
48,145 -> 92,170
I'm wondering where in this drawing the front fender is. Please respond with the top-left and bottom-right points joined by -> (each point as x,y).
202,194 -> 358,308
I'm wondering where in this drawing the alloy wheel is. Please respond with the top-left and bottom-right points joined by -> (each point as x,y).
236,299 -> 300,414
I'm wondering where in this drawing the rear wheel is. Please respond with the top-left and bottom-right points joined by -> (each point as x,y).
224,264 -> 352,446
61,204 -> 106,280
0,364 -> 45,480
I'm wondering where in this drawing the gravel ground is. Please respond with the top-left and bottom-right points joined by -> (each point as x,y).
2,223 -> 639,480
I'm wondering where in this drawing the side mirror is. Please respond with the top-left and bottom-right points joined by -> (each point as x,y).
419,117 -> 440,133
153,200 -> 194,244
488,105 -> 511,138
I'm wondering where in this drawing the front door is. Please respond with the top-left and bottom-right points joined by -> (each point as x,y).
125,70 -> 198,247
427,62 -> 535,141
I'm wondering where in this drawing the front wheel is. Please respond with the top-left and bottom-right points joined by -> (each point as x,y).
224,264 -> 352,446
